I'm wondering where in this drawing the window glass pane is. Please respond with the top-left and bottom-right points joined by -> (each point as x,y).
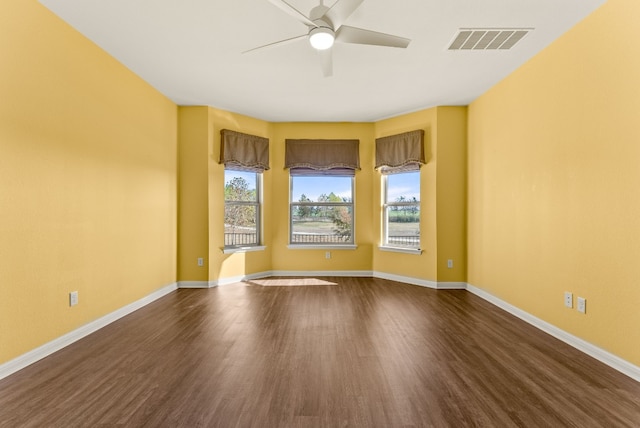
290,175 -> 354,245
384,171 -> 420,248
225,170 -> 257,202
225,204 -> 258,246
291,176 -> 352,202
291,205 -> 353,243
386,172 -> 420,203
386,205 -> 420,247
224,169 -> 260,247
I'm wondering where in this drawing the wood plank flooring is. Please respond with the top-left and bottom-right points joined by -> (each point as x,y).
1,277 -> 639,427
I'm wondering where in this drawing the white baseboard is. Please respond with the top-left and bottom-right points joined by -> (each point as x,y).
436,281 -> 468,290
466,283 -> 640,383
374,271 -> 437,288
213,271 -> 273,286
271,270 -> 373,278
372,271 -> 466,290
177,281 -> 216,289
0,282 -> 178,381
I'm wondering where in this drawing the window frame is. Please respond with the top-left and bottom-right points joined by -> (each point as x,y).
381,172 -> 422,254
223,169 -> 264,252
288,174 -> 356,249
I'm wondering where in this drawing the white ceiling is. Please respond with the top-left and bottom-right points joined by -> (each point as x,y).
39,0 -> 605,122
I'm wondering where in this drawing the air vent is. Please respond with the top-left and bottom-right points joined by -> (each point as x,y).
448,28 -> 532,50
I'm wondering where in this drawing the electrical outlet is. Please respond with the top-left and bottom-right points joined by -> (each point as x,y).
447,259 -> 453,269
197,257 -> 204,267
564,292 -> 573,308
325,251 -> 331,259
69,291 -> 79,307
577,297 -> 586,314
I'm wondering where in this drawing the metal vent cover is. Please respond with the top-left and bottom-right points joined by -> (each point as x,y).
448,28 -> 532,50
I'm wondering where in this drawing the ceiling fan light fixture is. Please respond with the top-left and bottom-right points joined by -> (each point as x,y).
309,26 -> 335,50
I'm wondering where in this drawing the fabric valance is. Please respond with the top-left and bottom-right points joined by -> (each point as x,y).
375,130 -> 425,174
285,139 -> 360,172
289,167 -> 355,177
220,129 -> 270,172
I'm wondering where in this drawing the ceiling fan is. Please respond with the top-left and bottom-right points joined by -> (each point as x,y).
244,0 -> 411,77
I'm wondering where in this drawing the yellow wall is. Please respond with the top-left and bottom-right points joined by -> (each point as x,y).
467,0 -> 640,365
270,122 -> 376,272
177,114 -> 469,281
373,107 -> 467,283
177,115 -> 467,282
0,1 -> 177,363
177,107 -> 273,283
178,107 -> 210,282
208,108 -> 273,281
374,110 -> 438,280
435,107 -> 467,282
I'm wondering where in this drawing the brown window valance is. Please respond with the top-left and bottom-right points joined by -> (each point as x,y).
375,130 -> 425,174
285,139 -> 360,172
220,129 -> 270,172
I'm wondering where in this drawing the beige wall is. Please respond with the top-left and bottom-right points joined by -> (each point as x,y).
467,0 -> 640,366
0,1 -> 177,363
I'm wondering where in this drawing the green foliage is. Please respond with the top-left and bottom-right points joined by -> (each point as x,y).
389,212 -> 419,223
294,192 -> 352,240
331,206 -> 352,240
225,176 -> 256,229
390,195 -> 419,222
296,194 -> 312,218
320,193 -> 351,240
225,177 -> 256,202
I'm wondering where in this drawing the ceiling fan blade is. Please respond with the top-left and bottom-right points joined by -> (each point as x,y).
318,48 -> 333,77
323,0 -> 364,29
242,34 -> 307,54
268,0 -> 318,27
335,25 -> 410,48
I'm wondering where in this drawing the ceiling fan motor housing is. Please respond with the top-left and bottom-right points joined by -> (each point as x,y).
309,4 -> 331,22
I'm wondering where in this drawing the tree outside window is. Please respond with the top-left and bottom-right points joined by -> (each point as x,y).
224,170 -> 260,247
290,176 -> 354,245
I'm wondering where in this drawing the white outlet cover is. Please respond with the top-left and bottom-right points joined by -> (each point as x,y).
577,297 -> 586,313
564,292 -> 573,308
69,291 -> 79,307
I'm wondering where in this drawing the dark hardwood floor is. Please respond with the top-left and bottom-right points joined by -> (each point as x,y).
1,277 -> 639,427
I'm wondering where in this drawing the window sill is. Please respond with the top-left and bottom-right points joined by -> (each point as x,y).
223,245 -> 266,254
379,246 -> 422,255
287,244 -> 357,250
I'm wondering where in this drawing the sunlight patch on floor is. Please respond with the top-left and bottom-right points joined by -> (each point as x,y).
249,278 -> 338,287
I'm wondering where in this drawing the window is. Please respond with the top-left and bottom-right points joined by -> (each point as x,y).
290,174 -> 354,245
284,138 -> 360,248
376,129 -> 424,253
224,169 -> 261,248
219,129 -> 269,251
383,171 -> 420,249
